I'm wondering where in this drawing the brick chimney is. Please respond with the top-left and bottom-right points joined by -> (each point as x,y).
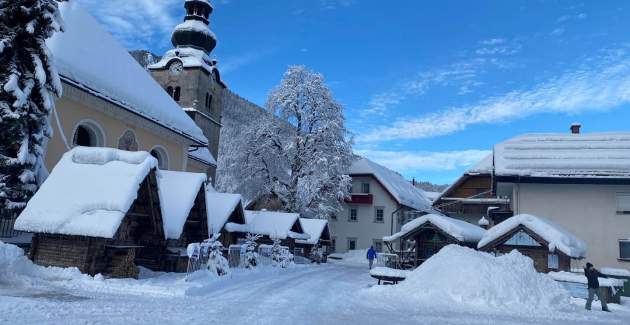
570,123 -> 581,134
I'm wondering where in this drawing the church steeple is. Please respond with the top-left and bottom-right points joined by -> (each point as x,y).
171,0 -> 216,53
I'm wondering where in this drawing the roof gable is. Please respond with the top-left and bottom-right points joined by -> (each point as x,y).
384,213 -> 485,243
296,218 -> 329,245
157,170 -> 207,239
244,210 -> 307,240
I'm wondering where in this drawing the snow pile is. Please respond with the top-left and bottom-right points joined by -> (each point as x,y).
369,267 -> 409,278
384,213 -> 485,243
600,267 -> 630,277
494,132 -> 630,178
14,147 -> 157,238
296,218 -> 329,245
49,2 -> 206,144
478,214 -> 587,258
370,245 -> 570,312
158,170 -> 206,239
350,158 -> 432,211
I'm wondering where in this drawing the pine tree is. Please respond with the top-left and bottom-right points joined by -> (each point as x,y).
0,0 -> 65,219
243,233 -> 262,269
239,65 -> 353,218
201,234 -> 229,276
271,238 -> 283,267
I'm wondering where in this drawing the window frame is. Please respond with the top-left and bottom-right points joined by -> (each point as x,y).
374,207 -> 384,223
71,119 -> 106,148
361,182 -> 370,194
620,239 -> 630,261
347,237 -> 357,251
372,239 -> 383,252
616,193 -> 630,214
348,207 -> 358,222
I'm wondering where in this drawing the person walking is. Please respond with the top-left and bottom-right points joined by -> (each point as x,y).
367,246 -> 377,270
584,262 -> 610,312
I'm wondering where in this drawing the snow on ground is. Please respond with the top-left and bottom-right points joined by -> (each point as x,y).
1,241 -> 628,325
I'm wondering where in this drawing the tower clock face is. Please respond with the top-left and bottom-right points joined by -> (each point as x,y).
169,60 -> 184,76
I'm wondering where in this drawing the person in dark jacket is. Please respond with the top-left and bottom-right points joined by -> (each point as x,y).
584,262 -> 610,312
366,246 -> 377,269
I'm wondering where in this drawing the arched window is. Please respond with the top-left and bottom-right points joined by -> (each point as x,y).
167,86 -> 174,98
72,120 -> 105,147
117,129 -> 139,151
150,146 -> 169,170
174,87 -> 181,101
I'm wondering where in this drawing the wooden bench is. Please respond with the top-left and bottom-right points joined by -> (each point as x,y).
370,274 -> 406,285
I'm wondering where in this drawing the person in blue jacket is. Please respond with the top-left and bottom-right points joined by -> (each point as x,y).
366,246 -> 377,269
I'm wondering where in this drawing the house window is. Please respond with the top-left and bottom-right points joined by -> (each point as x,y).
361,182 -> 370,194
349,208 -> 358,222
548,254 -> 559,270
620,240 -> 630,261
173,87 -> 181,101
374,207 -> 384,223
150,147 -> 169,170
373,239 -> 383,252
330,214 -> 337,222
331,238 -> 336,253
347,238 -> 357,251
616,193 -> 630,214
72,121 -> 104,148
166,86 -> 173,97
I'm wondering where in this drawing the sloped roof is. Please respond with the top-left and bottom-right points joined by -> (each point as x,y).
205,186 -> 245,234
244,210 -> 308,240
188,147 -> 217,166
494,132 -> 630,179
50,3 -> 207,144
296,218 -> 330,245
350,158 -> 432,211
384,213 -> 485,243
478,214 -> 587,258
466,153 -> 493,174
15,147 -> 157,238
157,170 -> 206,239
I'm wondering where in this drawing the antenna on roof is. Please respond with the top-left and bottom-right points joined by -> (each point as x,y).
570,123 -> 581,134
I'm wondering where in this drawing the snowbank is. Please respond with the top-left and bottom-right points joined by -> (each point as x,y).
369,267 -> 409,278
478,214 -> 587,258
367,245 -> 570,312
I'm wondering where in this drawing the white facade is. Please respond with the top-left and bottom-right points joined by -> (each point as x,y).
329,175 -> 417,253
506,182 -> 630,270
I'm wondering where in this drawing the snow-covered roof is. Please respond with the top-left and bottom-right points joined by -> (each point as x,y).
15,147 -> 157,238
49,3 -> 207,145
467,153 -> 493,174
423,191 -> 441,201
244,210 -> 308,240
157,170 -> 206,239
494,132 -> 630,179
149,48 -> 216,75
477,214 -> 587,258
384,214 -> 485,243
350,158 -> 432,211
188,147 -> 217,166
205,187 -> 244,234
296,218 -> 329,245
173,20 -> 216,39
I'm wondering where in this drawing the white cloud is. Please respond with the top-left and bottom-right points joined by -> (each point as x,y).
360,48 -> 630,143
355,149 -> 492,174
321,0 -> 354,10
77,0 -> 183,50
220,49 -> 274,74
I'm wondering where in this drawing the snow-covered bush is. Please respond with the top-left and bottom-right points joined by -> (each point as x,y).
244,233 -> 262,269
310,244 -> 323,264
199,234 -> 229,277
270,238 -> 293,268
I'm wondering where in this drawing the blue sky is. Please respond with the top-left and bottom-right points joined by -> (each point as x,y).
77,0 -> 630,185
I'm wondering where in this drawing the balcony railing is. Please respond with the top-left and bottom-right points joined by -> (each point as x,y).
344,193 -> 373,204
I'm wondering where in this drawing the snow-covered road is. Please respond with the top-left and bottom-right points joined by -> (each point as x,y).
0,263 -> 628,325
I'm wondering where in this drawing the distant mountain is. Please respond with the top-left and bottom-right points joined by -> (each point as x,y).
129,50 -> 161,69
412,180 -> 449,193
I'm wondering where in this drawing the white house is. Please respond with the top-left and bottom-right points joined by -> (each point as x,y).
329,158 -> 433,253
486,128 -> 630,270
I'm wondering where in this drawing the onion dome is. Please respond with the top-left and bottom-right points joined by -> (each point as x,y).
171,0 -> 216,53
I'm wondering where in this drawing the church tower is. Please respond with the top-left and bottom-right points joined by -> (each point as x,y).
148,0 -> 226,182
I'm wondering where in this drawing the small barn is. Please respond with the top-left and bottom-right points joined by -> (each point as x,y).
295,218 -> 332,257
158,170 -> 208,272
242,210 -> 309,250
383,213 -> 486,268
205,188 -> 247,248
478,214 -> 586,273
14,147 -> 166,278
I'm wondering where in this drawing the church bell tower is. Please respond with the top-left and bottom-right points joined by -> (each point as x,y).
148,0 -> 226,182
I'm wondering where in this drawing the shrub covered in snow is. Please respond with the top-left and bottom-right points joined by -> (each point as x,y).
368,245 -> 570,312
270,238 -> 293,268
244,233 -> 262,269
201,234 -> 230,277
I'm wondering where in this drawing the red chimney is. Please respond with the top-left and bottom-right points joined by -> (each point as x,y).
570,123 -> 581,134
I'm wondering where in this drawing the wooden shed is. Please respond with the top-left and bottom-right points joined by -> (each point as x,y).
14,148 -> 167,278
205,190 -> 247,248
241,210 -> 309,250
383,214 -> 486,268
478,214 -> 586,273
295,218 -> 332,257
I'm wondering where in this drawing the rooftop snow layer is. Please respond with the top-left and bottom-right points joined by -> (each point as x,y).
15,147 -> 157,238
173,20 -> 216,39
244,210 -> 308,240
384,214 -> 485,243
466,153 -> 493,174
350,158 -> 432,211
149,47 -> 216,75
494,132 -> 630,178
49,3 -> 206,144
477,214 -> 587,258
205,187 -> 244,234
158,170 -> 206,239
296,218 -> 329,245
188,147 -> 217,166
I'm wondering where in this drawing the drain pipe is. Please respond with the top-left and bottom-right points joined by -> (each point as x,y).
390,205 -> 404,235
